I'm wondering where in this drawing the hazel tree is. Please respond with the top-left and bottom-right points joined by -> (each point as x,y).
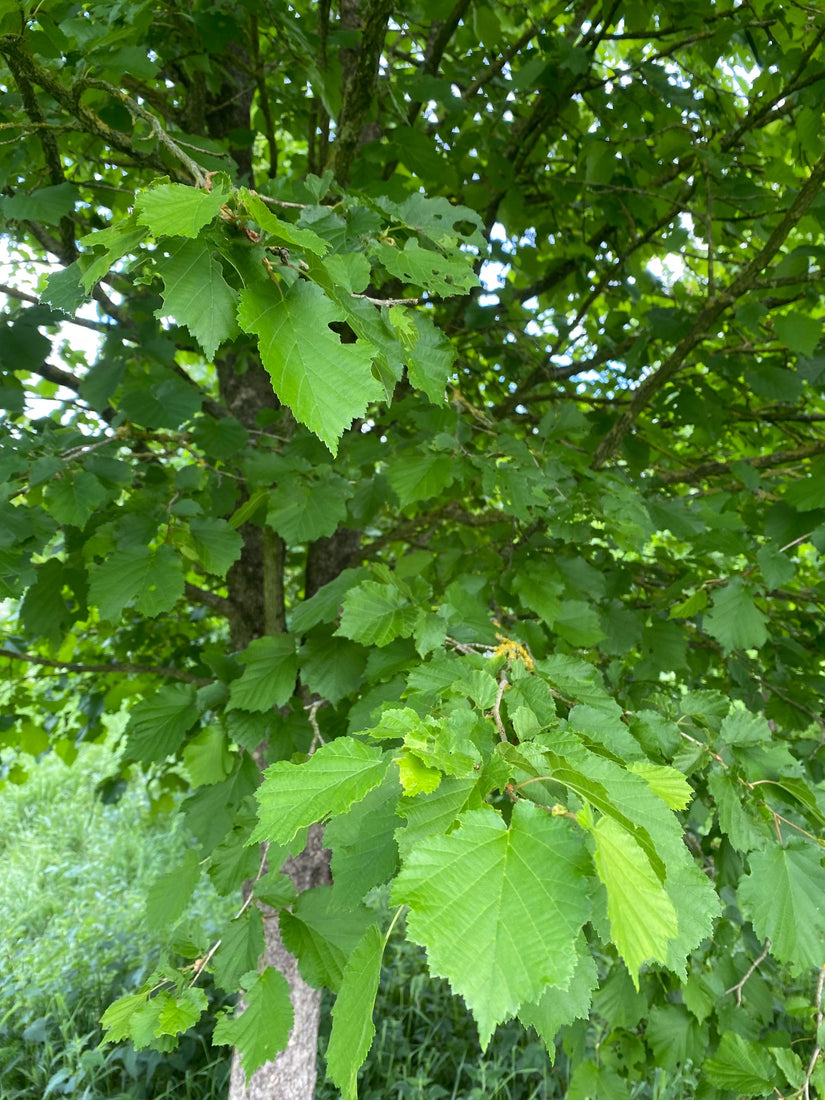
3,2 -> 825,1098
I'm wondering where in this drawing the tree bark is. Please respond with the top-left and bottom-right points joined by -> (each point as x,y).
228,826 -> 332,1100
218,351 -> 326,1100
219,350 -> 355,1099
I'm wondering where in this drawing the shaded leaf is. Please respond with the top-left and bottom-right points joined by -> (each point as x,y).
212,968 -> 293,1077
228,635 -> 297,712
740,843 -> 825,969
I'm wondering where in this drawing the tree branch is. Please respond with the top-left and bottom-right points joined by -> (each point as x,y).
250,14 -> 278,179
461,21 -> 541,100
0,284 -> 111,332
655,440 -> 825,486
404,0 -> 473,124
329,0 -> 394,184
1,35 -> 76,263
0,34 -> 171,178
592,147 -> 825,468
184,582 -> 234,615
0,647 -> 212,686
803,963 -> 825,1100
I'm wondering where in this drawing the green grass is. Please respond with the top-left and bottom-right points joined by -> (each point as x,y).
0,741 -> 233,1100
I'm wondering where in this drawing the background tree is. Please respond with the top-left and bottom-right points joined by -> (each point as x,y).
3,1 -> 825,1098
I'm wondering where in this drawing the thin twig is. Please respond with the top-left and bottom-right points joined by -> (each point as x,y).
189,842 -> 271,987
352,293 -> 427,306
444,636 -> 496,657
778,532 -> 815,554
307,700 -> 326,753
491,671 -> 509,742
678,728 -> 726,766
724,939 -> 771,1005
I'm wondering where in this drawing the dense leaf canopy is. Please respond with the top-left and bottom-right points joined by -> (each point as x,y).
3,0 -> 825,1096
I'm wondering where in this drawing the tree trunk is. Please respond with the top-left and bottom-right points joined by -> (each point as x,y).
219,354 -> 353,1099
228,826 -> 332,1100
217,1 -> 383,1088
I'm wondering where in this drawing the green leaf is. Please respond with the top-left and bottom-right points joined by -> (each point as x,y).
395,775 -> 478,858
75,218 -> 149,290
212,967 -> 293,1077
703,578 -> 768,651
145,848 -> 201,931
252,739 -> 389,846
237,279 -> 382,453
44,471 -> 108,527
88,545 -> 185,620
326,924 -> 385,1100
40,262 -> 88,314
155,239 -> 238,359
756,544 -> 796,589
228,635 -> 297,712
719,708 -> 771,745
708,769 -> 765,852
705,1032 -> 778,1095
783,459 -> 825,510
19,557 -> 69,643
518,940 -> 598,1059
669,588 -> 708,619
1,182 -> 79,223
241,190 -> 330,256
289,568 -> 368,634
325,775 -> 401,905
393,802 -> 591,1048
300,633 -> 367,706
740,843 -> 825,969
591,816 -> 678,985
377,193 -> 484,248
387,451 -> 455,509
773,313 -> 821,358
118,372 -> 203,429
336,581 -> 418,647
186,517 -> 243,577
280,887 -> 375,991
101,992 -> 154,1043
190,416 -> 249,459
401,311 -> 454,403
123,683 -> 198,763
135,182 -> 227,238
374,238 -> 478,296
213,908 -> 265,992
183,725 -> 233,787
645,1004 -> 708,1072
266,472 -> 352,542
321,251 -> 372,293
626,762 -> 692,810
154,987 -> 208,1038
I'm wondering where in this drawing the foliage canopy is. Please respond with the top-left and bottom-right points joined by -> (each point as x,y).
3,0 -> 825,1096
